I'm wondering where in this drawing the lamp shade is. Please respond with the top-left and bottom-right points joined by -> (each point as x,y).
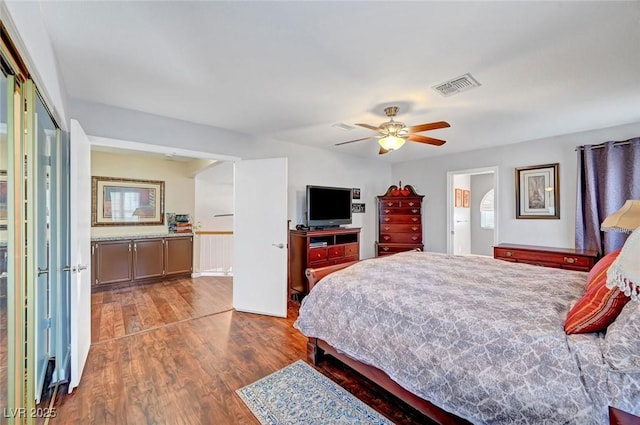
378,136 -> 406,151
601,200 -> 640,233
607,225 -> 640,302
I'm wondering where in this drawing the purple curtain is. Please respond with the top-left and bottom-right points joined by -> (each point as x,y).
575,138 -> 640,255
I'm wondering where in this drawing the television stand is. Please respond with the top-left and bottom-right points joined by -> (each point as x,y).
288,227 -> 360,299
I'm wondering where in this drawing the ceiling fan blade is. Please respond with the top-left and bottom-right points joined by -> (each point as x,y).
356,123 -> 382,132
379,147 -> 389,155
407,121 -> 451,133
335,136 -> 375,146
407,134 -> 447,146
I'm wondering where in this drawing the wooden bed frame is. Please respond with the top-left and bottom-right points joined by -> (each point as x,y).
305,262 -> 471,425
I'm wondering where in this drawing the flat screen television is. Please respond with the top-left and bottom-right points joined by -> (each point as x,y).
306,185 -> 352,228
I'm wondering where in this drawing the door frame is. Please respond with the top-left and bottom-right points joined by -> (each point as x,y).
446,166 -> 499,255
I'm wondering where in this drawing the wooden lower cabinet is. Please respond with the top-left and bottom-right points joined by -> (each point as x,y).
94,240 -> 132,286
165,236 -> 193,276
92,236 -> 193,289
133,238 -> 164,280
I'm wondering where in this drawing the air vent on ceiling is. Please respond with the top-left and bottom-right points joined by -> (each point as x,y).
332,122 -> 356,131
432,73 -> 481,97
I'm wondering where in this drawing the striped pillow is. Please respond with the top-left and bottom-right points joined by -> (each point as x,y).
565,250 -> 628,334
586,249 -> 621,292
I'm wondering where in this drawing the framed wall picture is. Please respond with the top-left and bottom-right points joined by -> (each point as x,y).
454,188 -> 463,207
463,190 -> 470,208
515,163 -> 560,219
352,203 -> 365,213
92,176 -> 165,226
352,188 -> 361,200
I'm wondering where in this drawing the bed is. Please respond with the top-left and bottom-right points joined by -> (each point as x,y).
293,251 -> 640,425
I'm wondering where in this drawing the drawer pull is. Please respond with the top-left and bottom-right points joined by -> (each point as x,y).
384,236 -> 390,241
564,257 -> 577,264
387,202 -> 393,206
382,247 -> 389,251
384,209 -> 390,213
384,227 -> 390,231
411,226 -> 418,231
412,209 -> 418,213
408,202 -> 415,206
384,218 -> 390,222
412,218 -> 418,222
505,251 -> 512,257
411,236 -> 418,241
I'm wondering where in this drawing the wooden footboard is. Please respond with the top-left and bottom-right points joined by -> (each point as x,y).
308,337 -> 470,425
305,261 -> 358,292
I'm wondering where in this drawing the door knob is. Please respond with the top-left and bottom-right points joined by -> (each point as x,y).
272,243 -> 285,249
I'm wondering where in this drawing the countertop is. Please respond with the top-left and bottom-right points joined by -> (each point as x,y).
91,233 -> 193,242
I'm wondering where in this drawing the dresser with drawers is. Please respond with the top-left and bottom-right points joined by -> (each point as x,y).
493,243 -> 598,272
376,183 -> 424,256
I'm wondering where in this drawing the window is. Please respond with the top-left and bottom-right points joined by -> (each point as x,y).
480,189 -> 495,229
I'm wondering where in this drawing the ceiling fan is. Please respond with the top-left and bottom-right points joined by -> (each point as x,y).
335,106 -> 450,155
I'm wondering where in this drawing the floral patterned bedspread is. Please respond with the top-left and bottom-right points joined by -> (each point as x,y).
294,251 -> 636,425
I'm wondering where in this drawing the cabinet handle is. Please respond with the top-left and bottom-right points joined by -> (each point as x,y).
384,236 -> 390,241
382,247 -> 389,251
384,209 -> 390,213
387,202 -> 393,206
408,202 -> 415,206
384,227 -> 390,231
411,227 -> 418,231
411,209 -> 418,213
564,257 -> 577,264
411,236 -> 418,241
128,243 -> 131,252
384,218 -> 390,222
412,217 -> 418,222
134,243 -> 137,252
505,251 -> 512,257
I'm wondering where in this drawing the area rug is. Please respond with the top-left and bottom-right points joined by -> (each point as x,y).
236,360 -> 394,425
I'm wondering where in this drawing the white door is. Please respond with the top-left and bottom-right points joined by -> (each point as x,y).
233,158 -> 288,317
69,119 -> 92,391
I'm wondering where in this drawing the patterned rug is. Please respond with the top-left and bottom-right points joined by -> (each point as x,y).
236,360 -> 394,425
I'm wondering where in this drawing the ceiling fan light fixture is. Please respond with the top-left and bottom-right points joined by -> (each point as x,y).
379,136 -> 406,151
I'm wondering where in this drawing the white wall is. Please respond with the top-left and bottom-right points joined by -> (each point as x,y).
91,150 -> 196,238
393,121 -> 640,253
470,173 -> 494,256
195,161 -> 234,231
2,1 -> 69,129
71,100 -> 392,259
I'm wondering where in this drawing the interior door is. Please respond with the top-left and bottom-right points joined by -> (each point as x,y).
233,158 -> 288,317
69,119 -> 92,391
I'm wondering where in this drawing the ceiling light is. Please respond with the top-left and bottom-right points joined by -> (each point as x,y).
378,136 -> 406,151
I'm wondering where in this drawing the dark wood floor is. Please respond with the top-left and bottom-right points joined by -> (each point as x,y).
91,276 -> 233,343
46,277 -> 430,425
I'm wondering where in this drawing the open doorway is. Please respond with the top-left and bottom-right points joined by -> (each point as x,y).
446,166 -> 499,256
87,137 -> 239,342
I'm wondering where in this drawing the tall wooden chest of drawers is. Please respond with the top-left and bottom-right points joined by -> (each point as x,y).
376,183 -> 424,256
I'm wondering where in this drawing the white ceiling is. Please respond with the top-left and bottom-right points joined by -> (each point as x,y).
34,1 -> 640,163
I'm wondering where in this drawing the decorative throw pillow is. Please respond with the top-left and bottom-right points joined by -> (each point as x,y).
586,249 -> 621,292
565,251 -> 629,334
